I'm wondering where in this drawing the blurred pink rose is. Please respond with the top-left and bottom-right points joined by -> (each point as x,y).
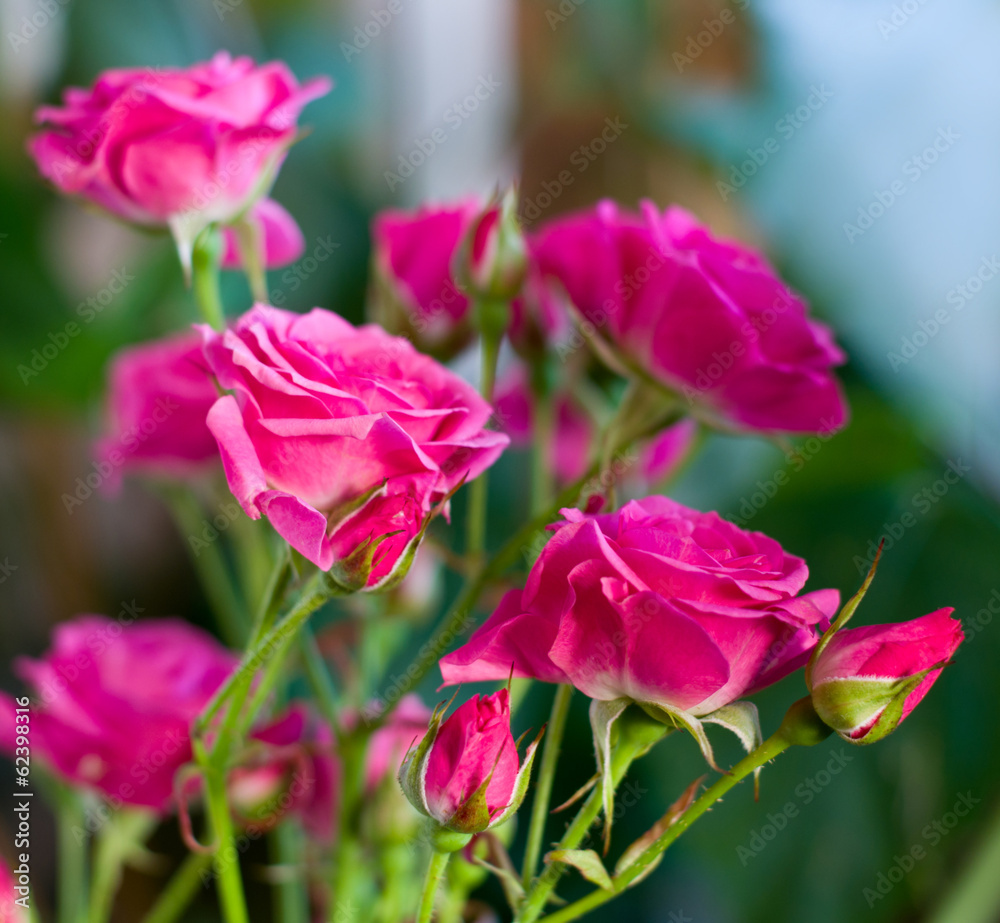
365,694 -> 431,792
0,860 -> 29,923
809,608 -> 963,744
220,198 -> 306,270
29,52 -> 330,254
638,419 -> 698,485
0,615 -> 236,813
441,496 -> 839,715
371,199 -> 479,349
531,200 -> 848,434
96,330 -> 219,487
200,305 -> 508,587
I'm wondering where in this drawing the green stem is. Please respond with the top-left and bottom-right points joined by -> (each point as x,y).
522,685 -> 574,884
192,227 -> 226,331
140,852 -> 213,923
300,624 -> 343,739
203,763 -> 249,923
331,728 -> 371,917
535,732 -> 792,923
57,789 -> 88,923
417,850 -> 452,923
466,324 -> 503,563
162,486 -> 246,647
927,797 -> 1000,923
271,822 -> 310,923
516,737 -> 640,923
529,358 -> 555,516
87,812 -> 156,923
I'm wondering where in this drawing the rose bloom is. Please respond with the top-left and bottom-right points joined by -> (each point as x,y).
200,305 -> 508,586
95,330 -> 219,486
531,200 -> 847,434
29,52 -> 330,249
441,496 -> 839,716
370,199 -> 480,351
808,608 -> 963,744
0,616 -> 236,813
220,198 -> 306,270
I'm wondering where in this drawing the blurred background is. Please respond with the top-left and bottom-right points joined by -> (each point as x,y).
1,0 -> 999,921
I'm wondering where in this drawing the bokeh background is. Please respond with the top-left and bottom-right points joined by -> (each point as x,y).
1,0 -> 999,921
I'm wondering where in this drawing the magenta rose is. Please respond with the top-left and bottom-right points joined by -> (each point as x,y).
200,305 -> 508,587
96,330 -> 219,487
531,200 -> 848,434
220,197 -> 306,270
807,608 -> 963,744
0,615 -> 236,813
371,199 -> 480,350
29,52 -> 330,257
441,496 -> 839,717
399,690 -> 537,834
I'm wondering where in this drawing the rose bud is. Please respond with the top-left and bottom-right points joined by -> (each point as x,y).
220,198 -> 306,271
398,690 -> 540,837
0,616 -> 236,813
807,608 -> 963,744
29,52 -> 330,272
531,200 -> 848,435
370,198 -> 480,355
200,305 -> 508,590
458,187 -> 528,305
95,330 -> 219,490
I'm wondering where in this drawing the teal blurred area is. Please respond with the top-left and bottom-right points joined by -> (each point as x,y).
0,1 -> 998,921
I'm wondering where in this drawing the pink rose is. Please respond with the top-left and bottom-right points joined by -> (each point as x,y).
808,609 -> 963,744
371,199 -> 480,349
29,52 -> 330,256
441,496 -> 839,716
220,198 -> 306,270
200,305 -> 508,587
96,330 -> 219,486
638,419 -> 699,485
399,690 -> 536,834
0,616 -> 236,813
531,200 -> 848,434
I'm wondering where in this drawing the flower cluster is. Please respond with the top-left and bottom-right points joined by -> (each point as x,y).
7,49 -> 965,923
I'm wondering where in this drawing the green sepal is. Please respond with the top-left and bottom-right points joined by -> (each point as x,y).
588,697 -> 630,852
806,540 -> 884,688
486,725 -> 545,830
546,849 -> 613,891
398,693 -> 456,818
638,702 -> 724,775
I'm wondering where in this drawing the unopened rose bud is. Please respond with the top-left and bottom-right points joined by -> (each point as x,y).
398,690 -> 540,836
460,188 -> 527,305
808,608 -> 963,744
